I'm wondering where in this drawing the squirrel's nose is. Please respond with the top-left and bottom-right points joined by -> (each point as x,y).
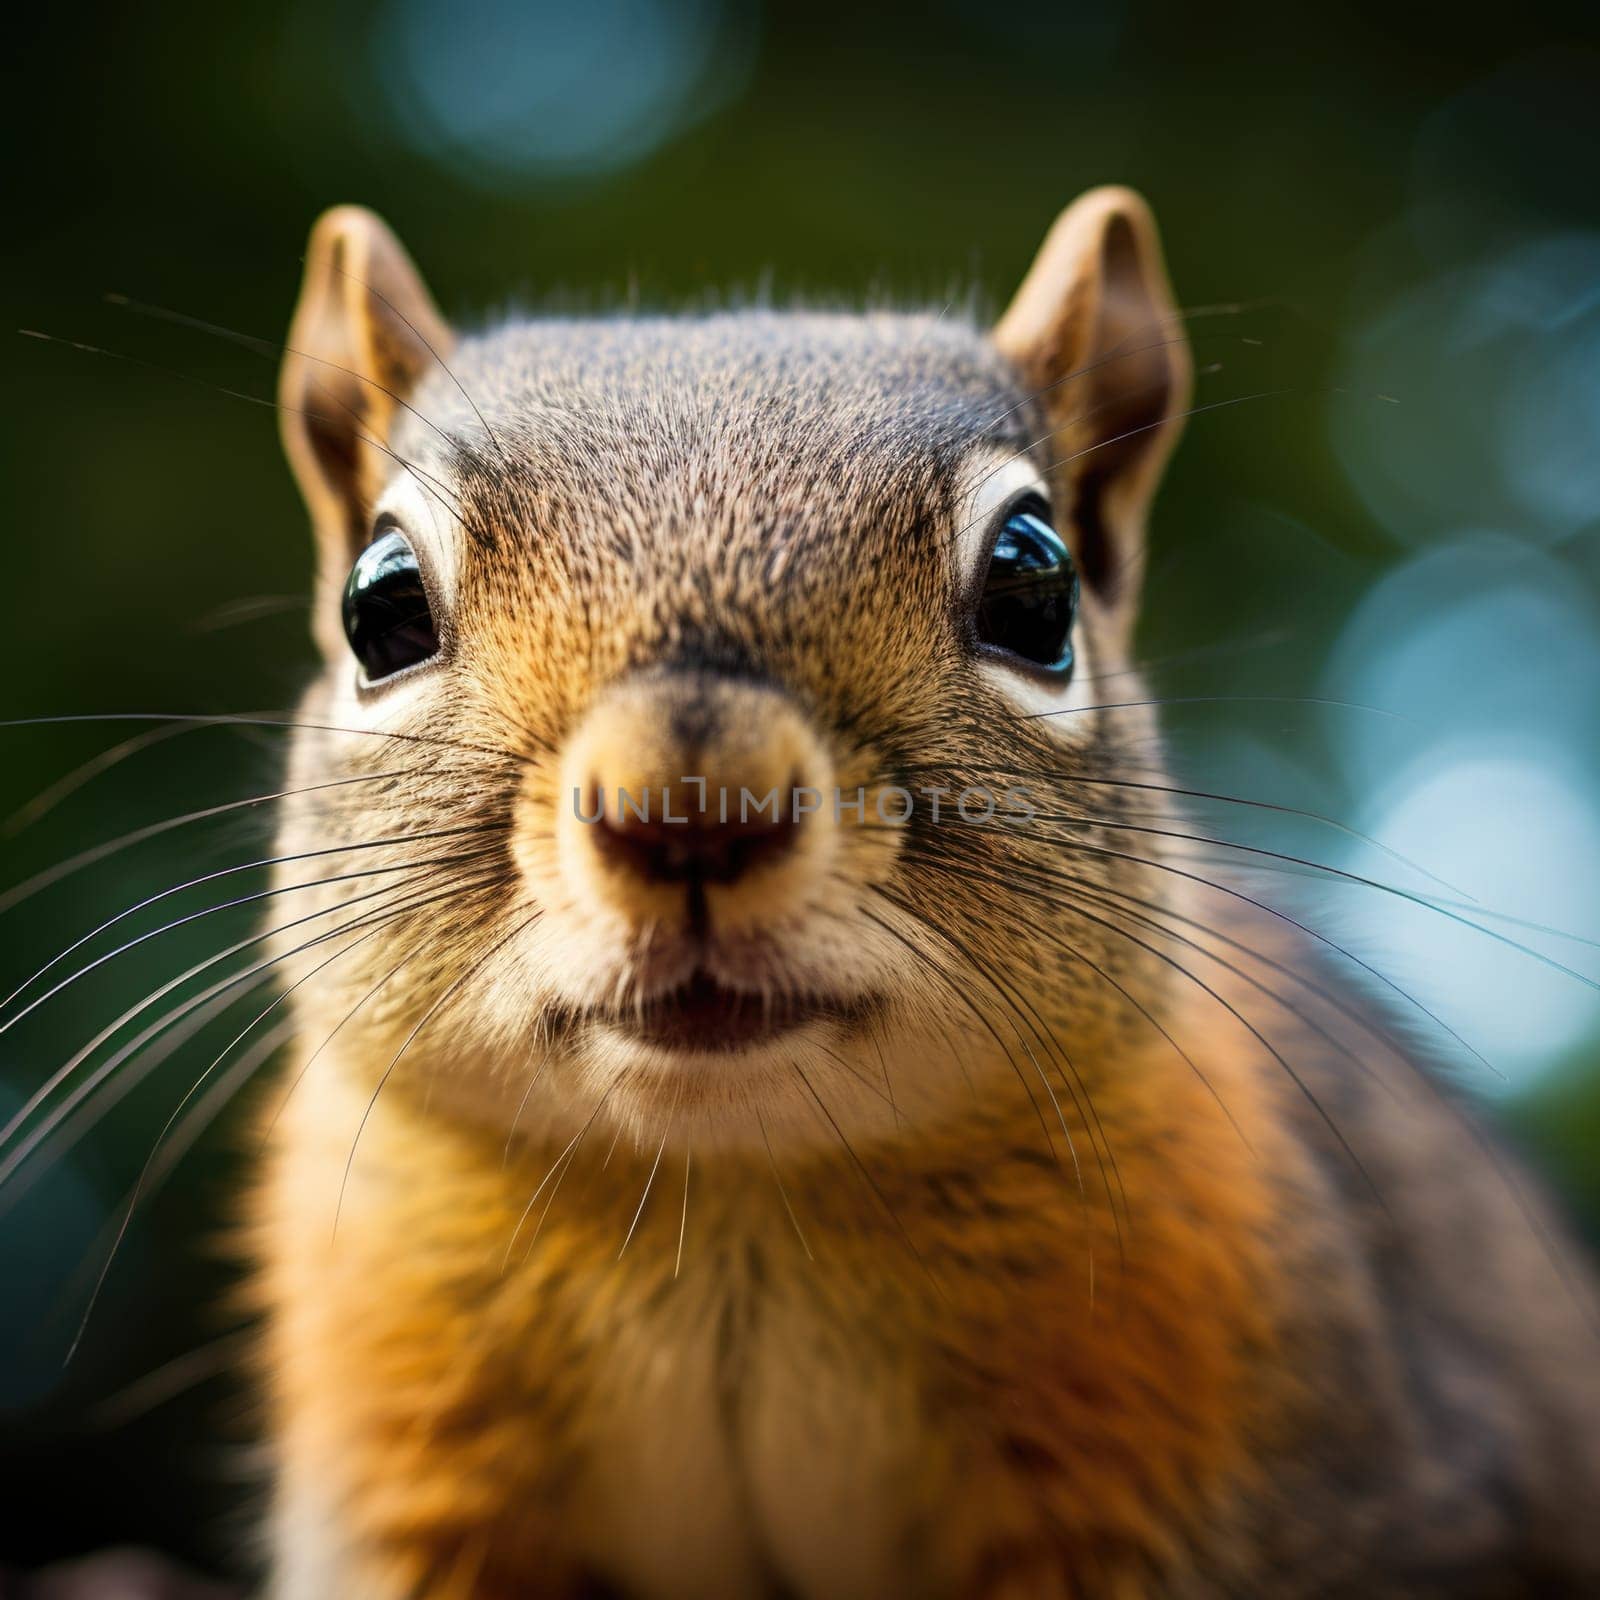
552,673 -> 837,937
591,780 -> 802,888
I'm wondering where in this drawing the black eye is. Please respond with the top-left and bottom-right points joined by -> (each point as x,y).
975,500 -> 1079,675
342,529 -> 439,682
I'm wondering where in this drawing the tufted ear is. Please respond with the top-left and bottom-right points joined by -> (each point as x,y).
279,207 -> 452,601
993,188 -> 1190,633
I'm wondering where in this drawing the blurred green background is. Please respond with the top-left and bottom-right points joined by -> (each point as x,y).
4,0 -> 1599,1582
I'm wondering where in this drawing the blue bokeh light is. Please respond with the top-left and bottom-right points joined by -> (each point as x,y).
1320,536 -> 1600,1086
371,0 -> 759,186
1335,230 -> 1600,550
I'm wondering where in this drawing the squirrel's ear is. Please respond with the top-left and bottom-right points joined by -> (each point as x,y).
993,187 -> 1190,630
279,207 -> 452,565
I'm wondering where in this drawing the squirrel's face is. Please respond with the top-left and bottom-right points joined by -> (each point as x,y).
273,193 -> 1190,1152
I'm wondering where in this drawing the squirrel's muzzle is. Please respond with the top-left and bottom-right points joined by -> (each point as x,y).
553,673 -> 837,937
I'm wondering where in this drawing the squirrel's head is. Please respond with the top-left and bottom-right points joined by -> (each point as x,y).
274,190 -> 1191,1153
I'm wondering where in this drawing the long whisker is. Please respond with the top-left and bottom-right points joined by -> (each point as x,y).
954,842 -> 1399,1103
903,845 -> 1228,1157
3,721 -> 202,837
0,766 -> 422,920
107,920 -> 394,1228
1072,627 -> 1295,688
870,883 -> 1127,1223
2,811 -> 490,1021
502,1051 -> 554,1165
1,982 -> 270,1210
35,874 -> 506,1350
1149,839 -> 1600,955
16,329 -> 468,522
1042,873 -> 1378,1198
756,1104 -> 813,1261
876,880 -> 1133,1270
1053,867 -> 1420,1088
258,941 -> 427,1148
1023,692 -> 1412,726
947,342 -> 1256,557
0,835 -> 498,1039
84,1330 -> 257,1429
801,1034 -> 899,1113
1019,811 -> 1600,992
333,907 -> 542,1237
674,1141 -> 692,1279
63,992 -> 297,1356
324,258 -> 511,469
62,918 -> 398,1361
1057,836 -> 1504,1083
901,799 -> 1505,1080
860,900 -> 1069,1172
618,1128 -> 669,1260
1041,864 -> 1600,1334
786,1055 -> 944,1299
195,595 -> 304,632
981,297 -> 1284,441
104,292 -> 475,466
949,379 -> 1310,568
981,763 -> 1468,901
947,372 -> 1393,611
867,1027 -> 904,1131
0,871 -> 509,1196
0,711 -> 518,762
503,1076 -> 630,1270
983,324 -> 1205,436
0,864 -> 495,1167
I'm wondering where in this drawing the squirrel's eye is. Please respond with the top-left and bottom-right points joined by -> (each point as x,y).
976,501 -> 1079,675
342,529 -> 439,682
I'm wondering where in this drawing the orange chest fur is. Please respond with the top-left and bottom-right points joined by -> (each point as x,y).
256,1063 -> 1286,1598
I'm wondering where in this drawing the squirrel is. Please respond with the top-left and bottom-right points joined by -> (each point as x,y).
252,189 -> 1600,1598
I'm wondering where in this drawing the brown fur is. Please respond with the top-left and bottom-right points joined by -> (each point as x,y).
252,195 -> 1600,1597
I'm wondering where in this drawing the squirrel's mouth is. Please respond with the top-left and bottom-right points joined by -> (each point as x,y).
593,972 -> 859,1053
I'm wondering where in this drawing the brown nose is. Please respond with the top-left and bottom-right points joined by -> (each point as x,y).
593,786 -> 802,887
552,673 -> 837,937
